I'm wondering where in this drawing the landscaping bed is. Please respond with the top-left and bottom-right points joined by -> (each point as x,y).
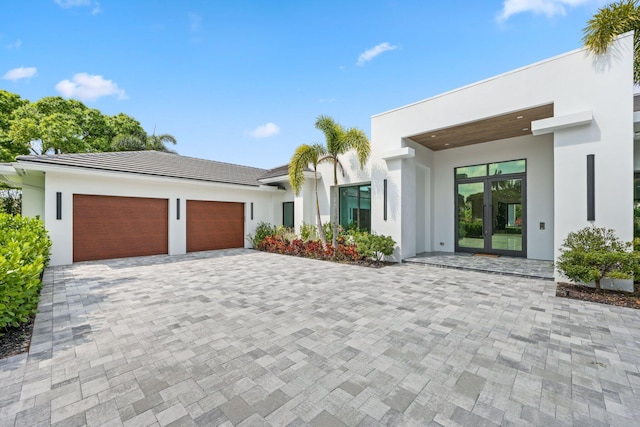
556,282 -> 640,309
250,222 -> 395,267
0,315 -> 34,359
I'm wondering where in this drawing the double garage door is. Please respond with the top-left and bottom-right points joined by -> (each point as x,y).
73,195 -> 244,262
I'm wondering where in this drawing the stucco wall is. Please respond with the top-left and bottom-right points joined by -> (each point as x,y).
20,172 -> 45,219
369,32 -> 634,263
40,168 -> 283,266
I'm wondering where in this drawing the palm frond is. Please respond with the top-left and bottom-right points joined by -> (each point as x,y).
582,0 -> 640,82
289,144 -> 320,195
344,127 -> 371,168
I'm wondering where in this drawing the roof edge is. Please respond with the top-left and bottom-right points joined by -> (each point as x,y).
372,31 -> 634,119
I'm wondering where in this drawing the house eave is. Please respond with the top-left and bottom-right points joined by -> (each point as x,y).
258,171 -> 315,184
12,161 -> 277,192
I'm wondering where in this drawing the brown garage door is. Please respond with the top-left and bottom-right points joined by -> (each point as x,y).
187,200 -> 244,252
73,194 -> 168,262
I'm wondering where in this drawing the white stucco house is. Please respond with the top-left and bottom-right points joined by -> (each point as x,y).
1,32 -> 637,281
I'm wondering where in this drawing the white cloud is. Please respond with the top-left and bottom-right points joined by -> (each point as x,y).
189,13 -> 202,32
54,0 -> 101,13
6,39 -> 22,49
3,66 -> 37,81
356,42 -> 398,66
54,0 -> 90,8
497,0 -> 603,22
55,73 -> 127,101
245,122 -> 280,139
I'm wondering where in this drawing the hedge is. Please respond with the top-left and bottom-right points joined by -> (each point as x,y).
0,213 -> 51,332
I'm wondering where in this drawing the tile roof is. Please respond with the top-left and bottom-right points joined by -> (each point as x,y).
258,164 -> 313,181
258,164 -> 290,180
16,151 -> 269,187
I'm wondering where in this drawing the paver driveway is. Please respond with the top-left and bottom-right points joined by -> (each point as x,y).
2,249 -> 640,426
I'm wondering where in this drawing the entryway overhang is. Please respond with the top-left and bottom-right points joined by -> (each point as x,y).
407,103 -> 554,151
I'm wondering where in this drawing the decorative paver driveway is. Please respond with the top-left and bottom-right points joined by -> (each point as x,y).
2,250 -> 640,426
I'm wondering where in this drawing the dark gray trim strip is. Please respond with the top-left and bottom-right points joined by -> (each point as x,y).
383,179 -> 388,221
587,154 -> 595,221
56,192 -> 62,220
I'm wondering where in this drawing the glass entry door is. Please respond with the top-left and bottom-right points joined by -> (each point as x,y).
489,178 -> 523,253
455,160 -> 526,257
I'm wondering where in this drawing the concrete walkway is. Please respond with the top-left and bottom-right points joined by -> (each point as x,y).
405,252 -> 554,281
1,249 -> 639,426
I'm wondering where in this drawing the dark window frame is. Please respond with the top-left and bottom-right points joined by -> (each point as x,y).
282,201 -> 294,228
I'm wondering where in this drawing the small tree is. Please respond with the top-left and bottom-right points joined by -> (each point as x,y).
556,226 -> 638,291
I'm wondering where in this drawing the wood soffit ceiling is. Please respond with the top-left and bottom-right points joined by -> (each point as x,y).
409,103 -> 554,151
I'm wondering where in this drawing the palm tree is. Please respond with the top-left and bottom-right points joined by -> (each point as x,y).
314,115 -> 370,250
111,132 -> 177,153
288,143 -> 328,245
583,0 -> 640,83
146,133 -> 177,152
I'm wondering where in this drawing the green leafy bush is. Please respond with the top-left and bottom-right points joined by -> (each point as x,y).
352,232 -> 396,262
0,213 -> 51,332
556,226 -> 638,291
248,222 -> 275,248
322,222 -> 334,242
274,225 -> 297,242
299,223 -> 317,241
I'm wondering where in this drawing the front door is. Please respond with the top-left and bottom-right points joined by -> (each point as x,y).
455,160 -> 526,257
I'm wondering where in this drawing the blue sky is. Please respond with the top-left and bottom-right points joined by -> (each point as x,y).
1,0 -> 610,169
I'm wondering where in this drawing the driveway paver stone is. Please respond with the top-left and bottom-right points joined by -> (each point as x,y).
1,249 -> 640,426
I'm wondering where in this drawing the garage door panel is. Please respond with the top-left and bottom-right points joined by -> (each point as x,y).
73,195 -> 168,262
187,200 -> 244,252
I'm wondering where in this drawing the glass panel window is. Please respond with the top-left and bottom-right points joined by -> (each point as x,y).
489,159 -> 526,176
283,202 -> 294,228
455,164 -> 487,179
339,184 -> 371,232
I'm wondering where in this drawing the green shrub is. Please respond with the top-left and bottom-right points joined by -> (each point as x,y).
555,226 -> 638,292
322,222 -> 334,242
352,232 -> 396,263
249,221 -> 275,248
0,213 -> 51,332
274,225 -> 297,242
299,223 -> 317,241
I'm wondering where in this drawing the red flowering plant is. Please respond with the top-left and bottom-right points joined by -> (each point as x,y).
250,222 -> 392,266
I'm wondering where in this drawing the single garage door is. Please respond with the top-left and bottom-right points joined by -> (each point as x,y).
187,200 -> 244,252
73,194 -> 168,262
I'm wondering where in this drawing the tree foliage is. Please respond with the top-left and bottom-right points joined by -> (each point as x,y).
556,226 -> 638,291
288,143 -> 328,245
313,115 -> 370,251
0,90 -> 174,161
583,0 -> 640,83
0,91 -> 29,162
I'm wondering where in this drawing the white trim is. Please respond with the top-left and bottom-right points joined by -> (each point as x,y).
382,147 -> 415,161
372,32 -> 633,119
258,171 -> 314,184
12,161 -> 283,192
0,165 -> 22,187
531,110 -> 593,135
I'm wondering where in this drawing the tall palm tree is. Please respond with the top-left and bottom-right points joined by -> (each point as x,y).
583,0 -> 640,83
288,143 -> 328,245
314,115 -> 370,250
